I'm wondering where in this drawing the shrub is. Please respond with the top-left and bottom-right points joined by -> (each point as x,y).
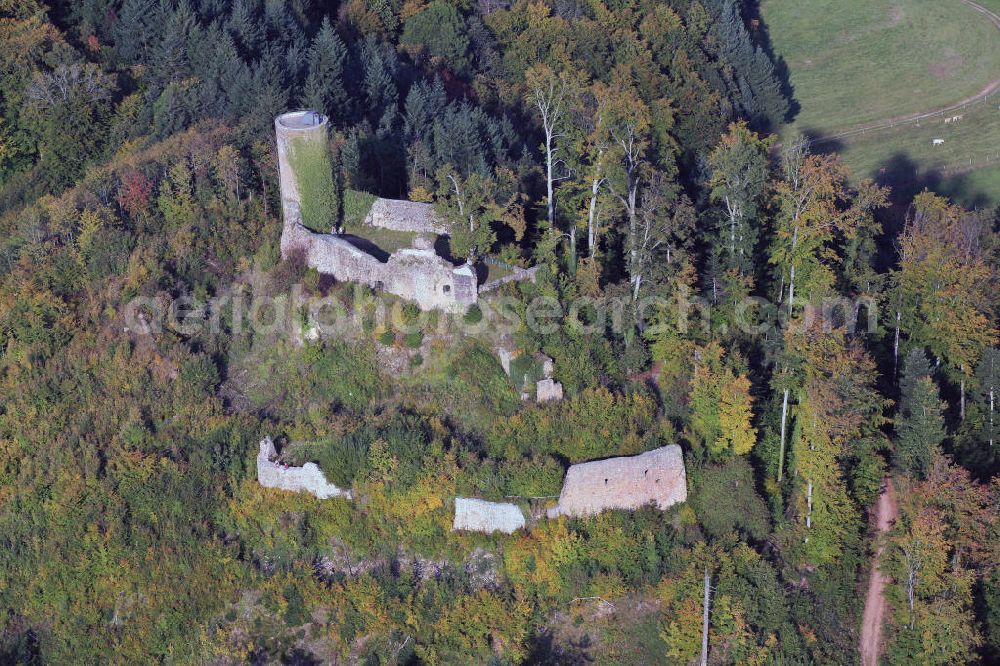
691,457 -> 770,540
404,331 -> 423,348
508,354 -> 544,390
306,342 -> 384,413
283,584 -> 309,627
302,267 -> 321,293
316,415 -> 431,489
463,304 -> 483,324
401,302 -> 421,325
487,387 -> 657,462
503,455 -> 564,497
342,189 -> 375,228
410,353 -> 423,367
441,342 -> 521,424
315,432 -> 370,487
378,328 -> 396,346
270,248 -> 307,293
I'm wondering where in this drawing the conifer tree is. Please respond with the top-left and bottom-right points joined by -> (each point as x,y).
302,18 -> 350,123
404,78 -> 447,144
895,349 -> 945,478
360,35 -> 399,123
709,0 -> 788,128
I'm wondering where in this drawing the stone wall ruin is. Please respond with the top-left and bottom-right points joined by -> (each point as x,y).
363,197 -> 446,234
547,445 -> 687,518
257,437 -> 352,500
280,221 -> 477,311
452,497 -> 526,534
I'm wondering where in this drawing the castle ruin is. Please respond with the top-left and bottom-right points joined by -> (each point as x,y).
275,110 -> 478,312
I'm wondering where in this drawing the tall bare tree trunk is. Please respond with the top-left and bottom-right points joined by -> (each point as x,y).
960,378 -> 966,421
778,387 -> 789,483
893,310 -> 901,378
806,480 -> 813,529
587,170 -> 602,257
701,569 -> 711,666
787,226 -> 799,319
906,565 -> 917,629
727,195 -> 736,258
546,131 -> 555,229
990,387 -> 995,446
568,226 -> 577,275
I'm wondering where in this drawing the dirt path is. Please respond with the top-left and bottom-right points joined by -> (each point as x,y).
859,479 -> 899,666
809,0 -> 1000,145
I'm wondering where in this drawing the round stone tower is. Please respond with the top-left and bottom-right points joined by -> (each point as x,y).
274,110 -> 330,228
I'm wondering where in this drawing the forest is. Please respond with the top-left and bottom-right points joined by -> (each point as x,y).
0,0 -> 998,663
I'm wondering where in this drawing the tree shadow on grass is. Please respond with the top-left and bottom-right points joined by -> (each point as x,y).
746,0 -> 800,123
796,132 -> 995,222
872,152 -> 996,221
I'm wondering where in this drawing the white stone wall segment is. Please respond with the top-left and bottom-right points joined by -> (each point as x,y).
452,497 -> 525,534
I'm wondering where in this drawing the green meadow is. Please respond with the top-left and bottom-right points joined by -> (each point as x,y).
761,0 -> 1000,207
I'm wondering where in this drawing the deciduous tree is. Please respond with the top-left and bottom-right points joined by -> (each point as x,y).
707,121 -> 772,276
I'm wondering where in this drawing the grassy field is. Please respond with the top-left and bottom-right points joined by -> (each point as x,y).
762,0 -> 1000,208
761,0 -> 1000,133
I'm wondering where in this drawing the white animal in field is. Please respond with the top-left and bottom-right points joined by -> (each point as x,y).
933,138 -> 945,146
945,117 -> 952,124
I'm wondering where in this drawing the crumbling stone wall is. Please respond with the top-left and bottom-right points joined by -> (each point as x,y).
281,221 -> 478,311
257,437 -> 352,500
479,265 -> 540,294
364,197 -> 446,234
453,497 -> 525,534
547,445 -> 687,518
536,378 -> 564,402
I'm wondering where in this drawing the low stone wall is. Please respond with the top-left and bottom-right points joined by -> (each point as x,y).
257,437 -> 352,500
479,265 -> 540,294
547,445 -> 687,518
453,497 -> 525,534
364,197 -> 446,234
